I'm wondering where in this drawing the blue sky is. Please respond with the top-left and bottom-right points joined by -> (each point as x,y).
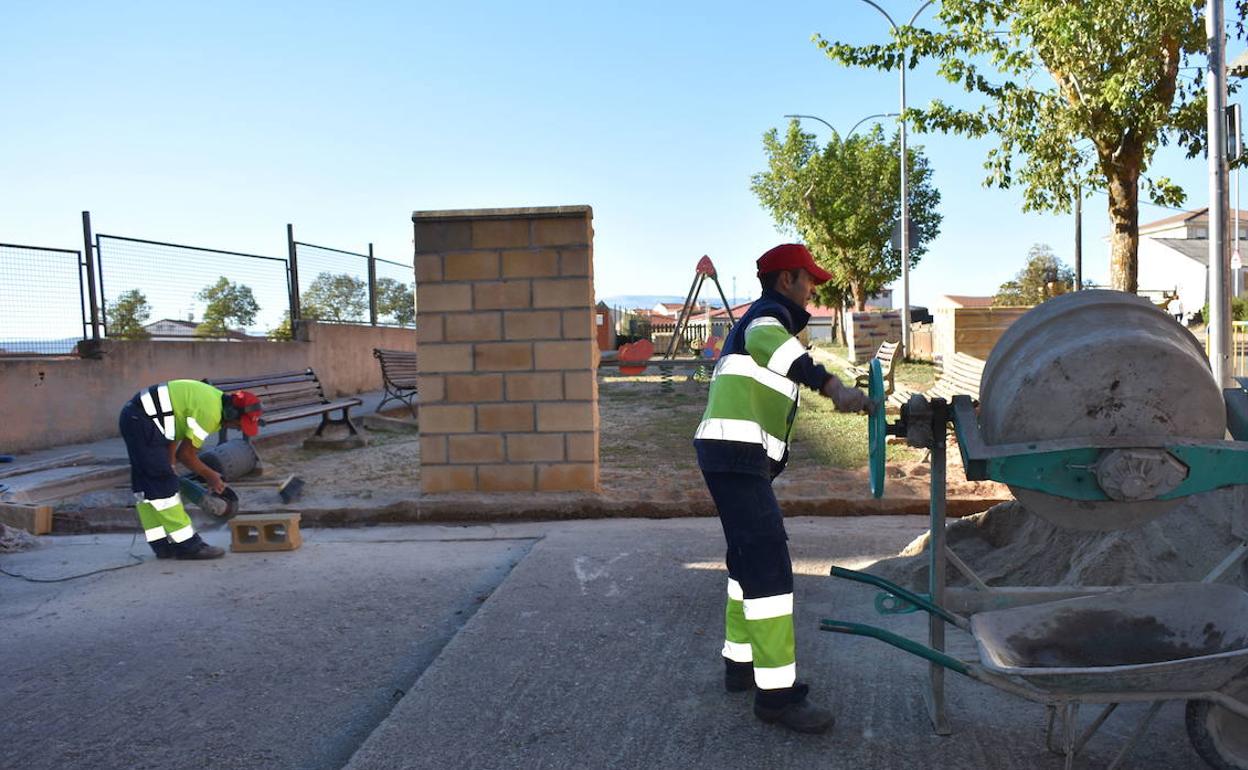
2,0 -> 1244,322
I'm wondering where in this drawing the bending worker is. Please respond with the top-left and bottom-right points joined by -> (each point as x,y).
694,243 -> 872,734
119,379 -> 262,560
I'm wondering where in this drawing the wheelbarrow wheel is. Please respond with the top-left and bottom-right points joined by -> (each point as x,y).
1186,674 -> 1248,770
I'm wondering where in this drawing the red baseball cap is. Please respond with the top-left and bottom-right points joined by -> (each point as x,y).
756,243 -> 833,285
230,390 -> 263,437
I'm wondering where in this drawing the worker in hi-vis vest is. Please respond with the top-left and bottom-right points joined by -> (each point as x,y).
693,243 -> 873,734
118,380 -> 262,560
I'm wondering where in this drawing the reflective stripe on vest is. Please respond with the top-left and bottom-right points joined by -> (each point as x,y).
139,383 -> 175,441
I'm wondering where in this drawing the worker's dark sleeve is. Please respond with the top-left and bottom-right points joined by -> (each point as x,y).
787,355 -> 833,393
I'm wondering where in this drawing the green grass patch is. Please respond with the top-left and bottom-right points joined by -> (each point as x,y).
790,394 -> 923,469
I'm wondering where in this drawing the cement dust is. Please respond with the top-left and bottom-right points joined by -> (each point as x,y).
870,487 -> 1248,590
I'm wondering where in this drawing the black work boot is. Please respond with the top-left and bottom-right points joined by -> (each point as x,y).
724,659 -> 754,692
753,682 -> 835,734
173,534 -> 225,560
148,538 -> 176,560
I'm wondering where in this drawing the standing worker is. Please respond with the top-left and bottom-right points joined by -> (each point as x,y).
694,243 -> 872,734
119,379 -> 262,560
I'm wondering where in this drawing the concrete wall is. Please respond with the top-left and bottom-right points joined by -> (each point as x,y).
0,321 -> 415,453
414,205 -> 599,494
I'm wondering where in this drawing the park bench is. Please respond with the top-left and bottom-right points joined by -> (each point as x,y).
887,352 -> 986,410
373,348 -> 418,418
853,340 -> 900,396
207,368 -> 363,442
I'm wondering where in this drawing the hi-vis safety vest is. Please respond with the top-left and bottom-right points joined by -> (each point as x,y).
137,380 -> 223,447
694,316 -> 807,462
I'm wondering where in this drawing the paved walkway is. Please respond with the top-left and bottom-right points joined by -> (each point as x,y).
1,517 -> 1206,770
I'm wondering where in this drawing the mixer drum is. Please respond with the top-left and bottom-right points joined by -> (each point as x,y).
978,290 -> 1227,530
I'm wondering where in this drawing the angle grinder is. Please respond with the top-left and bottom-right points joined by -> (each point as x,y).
178,477 -> 240,518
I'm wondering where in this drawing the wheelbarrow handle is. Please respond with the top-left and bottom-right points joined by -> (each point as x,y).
829,566 -> 970,630
819,619 -> 971,676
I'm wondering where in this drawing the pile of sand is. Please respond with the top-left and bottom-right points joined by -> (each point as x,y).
870,486 -> 1248,590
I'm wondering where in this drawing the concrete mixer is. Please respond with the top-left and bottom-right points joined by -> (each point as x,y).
825,291 -> 1248,770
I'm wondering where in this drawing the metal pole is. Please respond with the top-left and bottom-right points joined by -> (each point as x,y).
927,399 -> 951,735
1074,185 -> 1083,290
899,52 -> 912,357
286,224 -> 301,328
81,211 -> 101,340
368,242 -> 378,326
1208,1 -> 1231,387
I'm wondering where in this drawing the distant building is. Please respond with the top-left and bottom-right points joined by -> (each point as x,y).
1133,208 -> 1248,323
142,319 -> 260,341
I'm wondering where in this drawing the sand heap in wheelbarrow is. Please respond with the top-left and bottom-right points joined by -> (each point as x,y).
871,291 -> 1248,591
871,490 -> 1248,590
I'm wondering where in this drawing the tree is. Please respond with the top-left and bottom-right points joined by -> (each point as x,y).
376,277 -> 415,325
818,1 -> 1248,294
301,272 -> 367,322
107,289 -> 151,339
195,276 -> 259,337
750,121 -> 942,310
994,244 -> 1076,306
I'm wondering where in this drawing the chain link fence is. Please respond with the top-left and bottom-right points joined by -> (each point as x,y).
0,243 -> 87,355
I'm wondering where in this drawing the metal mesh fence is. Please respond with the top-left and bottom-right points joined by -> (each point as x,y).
0,243 -> 85,355
96,235 -> 290,339
293,242 -> 371,324
294,242 -> 414,327
374,257 -> 415,327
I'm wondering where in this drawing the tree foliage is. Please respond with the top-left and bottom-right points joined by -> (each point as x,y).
376,277 -> 415,325
195,277 -> 259,337
817,0 -> 1248,293
301,272 -> 367,322
107,288 -> 151,339
993,243 -> 1076,306
750,121 -> 941,309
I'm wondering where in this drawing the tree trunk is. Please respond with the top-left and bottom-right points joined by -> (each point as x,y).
851,282 -> 868,311
1103,152 -> 1142,293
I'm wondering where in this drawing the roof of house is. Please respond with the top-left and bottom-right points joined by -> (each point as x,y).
937,295 -> 995,308
1151,238 -> 1211,266
1140,207 -> 1248,233
143,318 -> 257,339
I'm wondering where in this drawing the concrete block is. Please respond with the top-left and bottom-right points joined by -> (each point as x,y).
420,434 -> 448,465
537,403 -> 596,432
533,278 -> 592,309
445,373 -> 504,403
477,403 -> 535,432
423,465 -> 477,493
535,340 -> 596,371
506,433 -> 565,462
503,310 -> 562,341
443,251 -> 500,281
565,432 -> 597,462
417,283 -> 472,313
418,344 -> 473,373
444,312 -> 502,342
415,254 -> 443,283
474,281 -> 532,311
473,220 -> 530,249
561,309 -> 594,339
448,434 -> 505,464
532,218 -> 587,247
563,371 -> 595,401
414,220 -> 472,252
230,513 -> 302,553
559,247 -> 592,277
501,249 -> 559,278
478,464 -> 536,492
420,405 -> 475,433
417,314 -> 444,345
417,374 -> 446,403
504,372 -> 563,401
475,342 -> 534,371
537,463 -> 597,492
0,503 -> 52,535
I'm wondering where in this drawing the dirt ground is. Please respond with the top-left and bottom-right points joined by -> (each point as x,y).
242,376 -> 1007,513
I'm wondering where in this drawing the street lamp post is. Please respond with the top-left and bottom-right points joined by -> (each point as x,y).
1207,0 -> 1231,387
856,0 -> 936,359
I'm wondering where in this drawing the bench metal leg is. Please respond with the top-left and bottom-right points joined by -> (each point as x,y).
316,409 -> 359,437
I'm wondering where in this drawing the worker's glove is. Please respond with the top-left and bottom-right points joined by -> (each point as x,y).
821,376 -> 871,414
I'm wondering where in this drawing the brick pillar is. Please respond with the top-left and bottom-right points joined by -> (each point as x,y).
414,206 -> 599,493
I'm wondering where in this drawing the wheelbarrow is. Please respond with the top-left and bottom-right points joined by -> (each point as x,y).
823,567 -> 1248,769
